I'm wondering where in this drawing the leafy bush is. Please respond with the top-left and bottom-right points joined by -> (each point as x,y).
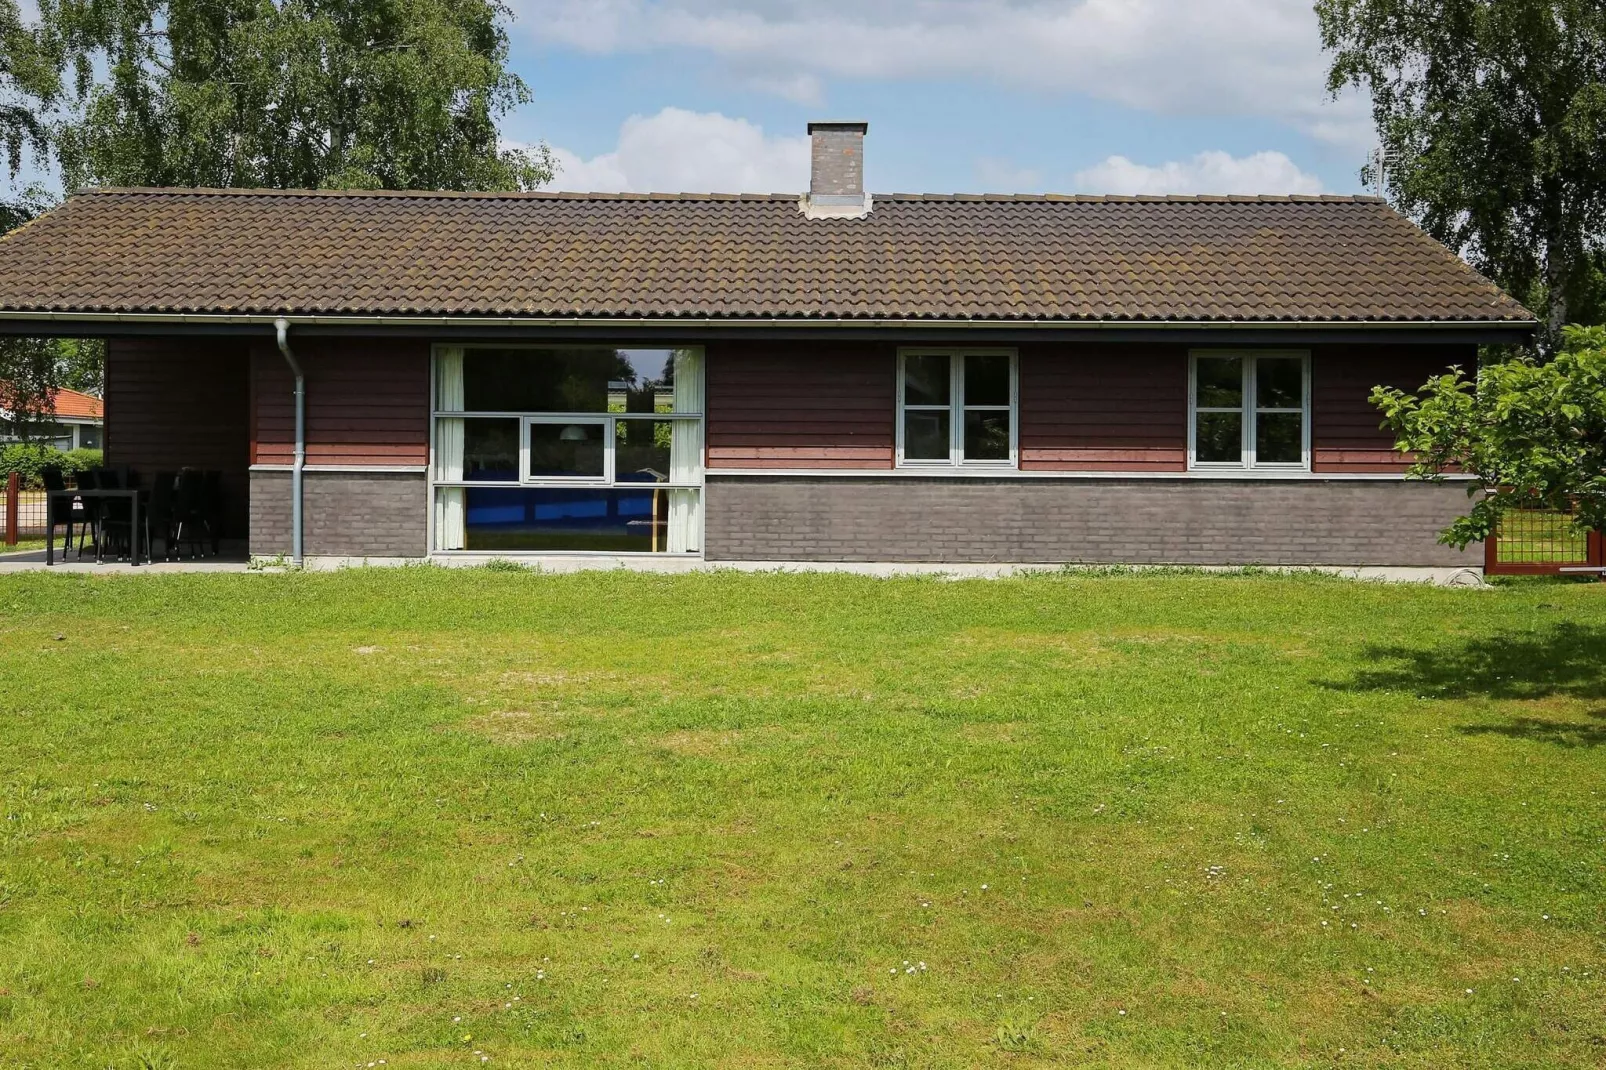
0,443 -> 103,488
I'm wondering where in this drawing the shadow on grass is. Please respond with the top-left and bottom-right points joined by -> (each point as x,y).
1327,622 -> 1606,747
1456,710 -> 1606,748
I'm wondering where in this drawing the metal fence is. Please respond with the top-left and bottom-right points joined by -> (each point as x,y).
1484,509 -> 1605,575
3,473 -> 64,545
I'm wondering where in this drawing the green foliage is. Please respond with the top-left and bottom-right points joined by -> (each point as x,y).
0,440 -> 100,485
1317,0 -> 1606,337
0,332 -> 60,421
39,0 -> 551,191
0,326 -> 102,428
1,0 -> 53,187
54,335 -> 103,394
1372,325 -> 1606,547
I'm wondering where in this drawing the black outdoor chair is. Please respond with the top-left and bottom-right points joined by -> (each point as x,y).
172,468 -> 210,558
140,471 -> 180,561
202,469 -> 223,554
39,466 -> 92,558
92,467 -> 141,560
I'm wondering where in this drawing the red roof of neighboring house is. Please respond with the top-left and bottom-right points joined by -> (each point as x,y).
0,382 -> 103,420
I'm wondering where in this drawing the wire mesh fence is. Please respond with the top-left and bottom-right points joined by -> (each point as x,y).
4,472 -> 71,544
1486,509 -> 1602,574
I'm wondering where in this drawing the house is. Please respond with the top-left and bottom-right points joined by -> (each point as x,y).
0,122 -> 1535,568
0,382 -> 104,451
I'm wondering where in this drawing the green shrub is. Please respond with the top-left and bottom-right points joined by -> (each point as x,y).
0,443 -> 103,488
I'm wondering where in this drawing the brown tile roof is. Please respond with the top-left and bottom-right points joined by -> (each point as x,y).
0,382 -> 102,419
0,188 -> 1534,324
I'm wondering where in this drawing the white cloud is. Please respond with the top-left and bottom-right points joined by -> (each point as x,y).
546,107 -> 809,192
1072,150 -> 1325,195
514,0 -> 1370,148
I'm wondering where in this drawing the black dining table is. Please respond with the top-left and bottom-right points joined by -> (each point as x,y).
45,488 -> 145,566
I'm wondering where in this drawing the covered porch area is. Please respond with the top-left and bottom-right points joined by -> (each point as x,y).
1,333 -> 253,565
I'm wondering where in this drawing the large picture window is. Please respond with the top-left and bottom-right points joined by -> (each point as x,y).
432,347 -> 704,553
897,349 -> 1017,467
1189,351 -> 1309,470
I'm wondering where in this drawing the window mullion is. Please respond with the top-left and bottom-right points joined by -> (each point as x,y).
605,415 -> 617,484
1243,356 -> 1256,468
951,355 -> 964,464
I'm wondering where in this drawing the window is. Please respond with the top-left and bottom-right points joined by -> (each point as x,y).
898,350 -> 1017,467
1189,352 -> 1309,470
433,347 -> 704,553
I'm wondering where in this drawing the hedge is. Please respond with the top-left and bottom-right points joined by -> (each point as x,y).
0,444 -> 104,489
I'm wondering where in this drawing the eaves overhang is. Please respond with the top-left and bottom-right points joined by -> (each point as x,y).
0,309 -> 1542,346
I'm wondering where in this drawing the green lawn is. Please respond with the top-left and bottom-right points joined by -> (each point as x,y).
1,568 -> 1602,1069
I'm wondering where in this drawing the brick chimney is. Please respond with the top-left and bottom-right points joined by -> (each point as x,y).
801,121 -> 871,219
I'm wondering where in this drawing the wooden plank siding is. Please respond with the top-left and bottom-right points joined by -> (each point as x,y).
1020,344 -> 1187,471
1310,344 -> 1471,473
250,339 -> 430,467
706,342 -> 895,468
705,341 -> 1473,474
105,337 -> 251,536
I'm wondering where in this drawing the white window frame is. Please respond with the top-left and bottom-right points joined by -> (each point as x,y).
1188,350 -> 1311,471
896,348 -> 1019,468
521,414 -> 612,484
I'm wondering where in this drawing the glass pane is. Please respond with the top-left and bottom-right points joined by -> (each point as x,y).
904,355 -> 950,406
1255,411 -> 1303,464
464,487 -> 687,552
1256,357 -> 1303,409
1195,357 -> 1243,408
963,409 -> 1011,461
464,418 -> 519,481
462,348 -> 681,413
528,421 -> 606,479
904,409 -> 950,461
964,354 -> 1011,407
614,419 -> 675,483
1195,411 -> 1242,464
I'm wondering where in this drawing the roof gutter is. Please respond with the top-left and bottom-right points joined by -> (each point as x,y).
0,310 -> 1542,332
273,317 -> 305,568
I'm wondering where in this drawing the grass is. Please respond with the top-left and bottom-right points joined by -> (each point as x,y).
0,568 -> 1603,1069
0,539 -> 46,555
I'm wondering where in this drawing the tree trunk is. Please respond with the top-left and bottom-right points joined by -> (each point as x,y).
1543,189 -> 1570,349
1546,248 -> 1569,344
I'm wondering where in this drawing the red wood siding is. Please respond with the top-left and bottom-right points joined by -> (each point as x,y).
1020,344 -> 1187,471
706,342 -> 895,468
1312,344 -> 1472,472
251,339 -> 430,466
105,337 -> 251,536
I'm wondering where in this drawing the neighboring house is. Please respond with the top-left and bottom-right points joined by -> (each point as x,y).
0,122 -> 1536,567
0,383 -> 104,451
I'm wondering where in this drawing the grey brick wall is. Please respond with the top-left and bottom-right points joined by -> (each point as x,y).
809,125 -> 865,196
704,476 -> 1481,567
251,470 -> 427,558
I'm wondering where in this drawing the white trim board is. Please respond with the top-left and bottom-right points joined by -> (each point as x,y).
250,464 -> 427,474
704,467 -> 1476,482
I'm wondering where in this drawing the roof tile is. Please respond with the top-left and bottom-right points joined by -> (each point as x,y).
0,188 -> 1534,324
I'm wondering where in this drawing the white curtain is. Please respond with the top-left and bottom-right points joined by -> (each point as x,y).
667,348 -> 704,553
434,347 -> 466,550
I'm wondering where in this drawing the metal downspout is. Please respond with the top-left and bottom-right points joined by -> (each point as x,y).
274,318 -> 305,566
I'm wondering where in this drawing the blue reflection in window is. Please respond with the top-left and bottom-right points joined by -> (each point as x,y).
465,487 -> 666,552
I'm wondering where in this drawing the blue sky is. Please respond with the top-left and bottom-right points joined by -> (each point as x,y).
503,0 -> 1378,196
